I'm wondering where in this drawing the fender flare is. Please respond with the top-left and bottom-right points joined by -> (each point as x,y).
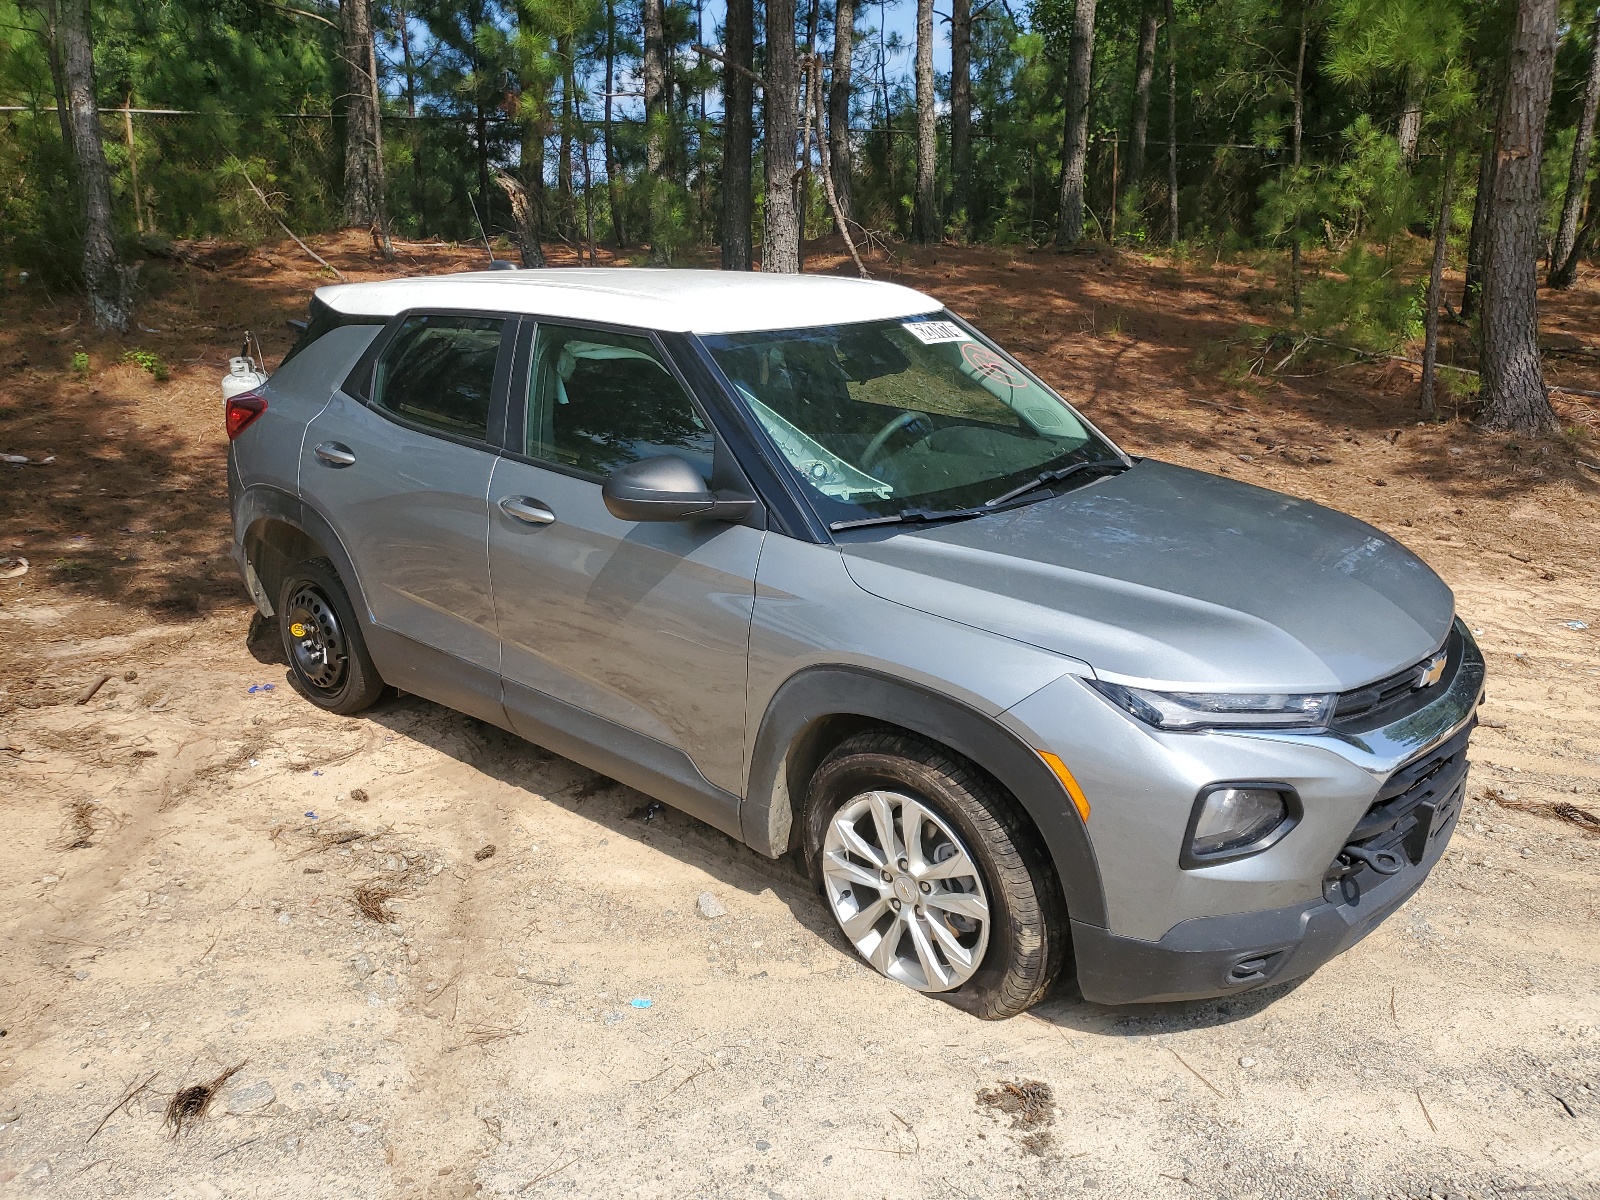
235,485 -> 373,622
742,666 -> 1107,928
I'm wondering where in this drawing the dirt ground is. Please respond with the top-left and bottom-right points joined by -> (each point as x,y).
1,235 -> 1598,1200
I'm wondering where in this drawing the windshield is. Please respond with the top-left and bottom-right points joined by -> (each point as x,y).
701,314 -> 1123,523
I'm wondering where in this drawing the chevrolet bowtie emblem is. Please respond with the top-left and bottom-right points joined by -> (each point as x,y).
1415,650 -> 1448,690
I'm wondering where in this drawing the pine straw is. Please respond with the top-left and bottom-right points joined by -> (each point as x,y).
60,799 -> 99,850
165,1062 -> 245,1137
977,1078 -> 1057,1157
976,1078 -> 1056,1129
353,880 -> 400,923
1485,788 -> 1600,836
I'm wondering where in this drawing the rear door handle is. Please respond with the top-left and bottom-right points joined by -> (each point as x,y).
499,496 -> 556,525
314,441 -> 357,467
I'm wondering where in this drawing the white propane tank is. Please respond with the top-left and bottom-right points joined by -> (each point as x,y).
222,356 -> 268,405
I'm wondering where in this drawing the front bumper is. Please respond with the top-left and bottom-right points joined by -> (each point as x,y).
1070,762 -> 1463,1004
1002,621 -> 1484,1006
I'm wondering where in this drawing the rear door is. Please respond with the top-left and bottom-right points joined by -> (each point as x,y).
301,312 -> 511,684
486,319 -> 764,804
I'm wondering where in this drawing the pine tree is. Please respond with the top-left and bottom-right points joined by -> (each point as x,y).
59,0 -> 132,329
1480,0 -> 1561,436
912,0 -> 938,241
764,0 -> 803,270
1550,5 -> 1600,288
1054,0 -> 1097,246
722,0 -> 756,267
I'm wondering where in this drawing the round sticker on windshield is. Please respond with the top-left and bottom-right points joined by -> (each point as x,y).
961,343 -> 1028,388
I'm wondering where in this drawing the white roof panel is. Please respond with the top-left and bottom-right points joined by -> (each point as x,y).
314,268 -> 942,334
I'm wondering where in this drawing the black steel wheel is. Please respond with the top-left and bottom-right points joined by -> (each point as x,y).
275,558 -> 386,714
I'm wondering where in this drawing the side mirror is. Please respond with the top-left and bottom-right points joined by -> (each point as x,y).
601,455 -> 756,523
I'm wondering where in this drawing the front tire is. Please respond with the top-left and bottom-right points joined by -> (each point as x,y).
276,558 -> 386,715
804,731 -> 1065,1019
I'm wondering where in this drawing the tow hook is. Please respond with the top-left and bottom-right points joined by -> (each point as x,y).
1340,844 -> 1406,875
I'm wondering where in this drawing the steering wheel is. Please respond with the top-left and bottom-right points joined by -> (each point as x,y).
861,410 -> 931,468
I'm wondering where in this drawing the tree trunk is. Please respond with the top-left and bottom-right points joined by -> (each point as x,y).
1054,0 -> 1097,246
59,0 -> 132,331
1420,142 -> 1457,418
1397,69 -> 1422,169
397,0 -> 426,233
1480,0 -> 1560,436
721,0 -> 755,268
1550,5 -> 1600,287
558,39 -> 575,241
1461,126 -> 1495,319
763,0 -> 803,271
1462,50 -> 1511,322
340,0 -> 387,234
912,0 -> 939,242
1127,0 -> 1158,187
43,0 -> 74,156
1290,4 -> 1306,316
497,171 -> 546,267
950,0 -> 972,234
1554,167 -> 1600,284
604,0 -> 627,246
643,0 -> 670,261
829,0 -> 856,223
1165,0 -> 1178,244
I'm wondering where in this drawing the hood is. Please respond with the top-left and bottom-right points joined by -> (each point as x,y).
838,459 -> 1454,692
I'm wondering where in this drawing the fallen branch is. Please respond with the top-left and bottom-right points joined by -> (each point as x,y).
234,162 -> 347,281
88,1071 -> 158,1142
1169,1048 -> 1226,1098
805,55 -> 868,279
75,674 -> 112,705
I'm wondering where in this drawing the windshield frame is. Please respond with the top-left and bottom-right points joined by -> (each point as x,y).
694,309 -> 1131,534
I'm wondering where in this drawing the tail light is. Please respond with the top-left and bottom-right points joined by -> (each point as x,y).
225,392 -> 268,441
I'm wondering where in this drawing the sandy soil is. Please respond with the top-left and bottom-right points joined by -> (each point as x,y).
1,237 -> 1598,1199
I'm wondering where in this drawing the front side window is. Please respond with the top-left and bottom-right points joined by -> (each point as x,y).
702,314 -> 1123,522
371,314 -> 505,440
525,323 -> 715,477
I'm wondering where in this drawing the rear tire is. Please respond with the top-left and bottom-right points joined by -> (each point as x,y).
276,558 -> 386,715
804,730 -> 1065,1019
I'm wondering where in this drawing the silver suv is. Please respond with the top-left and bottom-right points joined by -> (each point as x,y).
227,269 -> 1483,1018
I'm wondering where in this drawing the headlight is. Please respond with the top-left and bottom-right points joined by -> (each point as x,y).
1183,784 -> 1298,866
1086,679 -> 1336,730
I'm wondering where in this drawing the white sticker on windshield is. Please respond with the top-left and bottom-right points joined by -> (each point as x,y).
900,319 -> 970,344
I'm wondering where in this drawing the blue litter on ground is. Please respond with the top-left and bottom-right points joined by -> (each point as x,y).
312,770 -> 322,777
630,998 -> 652,1009
247,683 -> 276,694
304,811 -> 318,820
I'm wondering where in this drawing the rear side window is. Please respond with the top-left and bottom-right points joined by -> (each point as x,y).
371,314 -> 506,441
279,297 -> 384,369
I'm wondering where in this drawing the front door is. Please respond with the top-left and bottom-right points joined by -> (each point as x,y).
301,313 -> 510,684
487,321 -> 764,803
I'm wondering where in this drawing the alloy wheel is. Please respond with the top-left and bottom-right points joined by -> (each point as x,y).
821,789 -> 991,992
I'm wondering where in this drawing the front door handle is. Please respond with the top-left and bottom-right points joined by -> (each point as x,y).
314,441 -> 357,468
499,495 -> 556,525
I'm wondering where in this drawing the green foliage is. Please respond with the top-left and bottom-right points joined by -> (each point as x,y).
70,351 -> 90,379
0,0 -> 1592,300
1296,246 -> 1423,349
121,349 -> 168,382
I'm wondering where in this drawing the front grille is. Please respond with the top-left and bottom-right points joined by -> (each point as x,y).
1324,721 -> 1472,902
1332,626 -> 1462,733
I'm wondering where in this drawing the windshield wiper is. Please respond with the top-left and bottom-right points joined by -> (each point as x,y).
981,459 -> 1129,509
828,505 -> 993,532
